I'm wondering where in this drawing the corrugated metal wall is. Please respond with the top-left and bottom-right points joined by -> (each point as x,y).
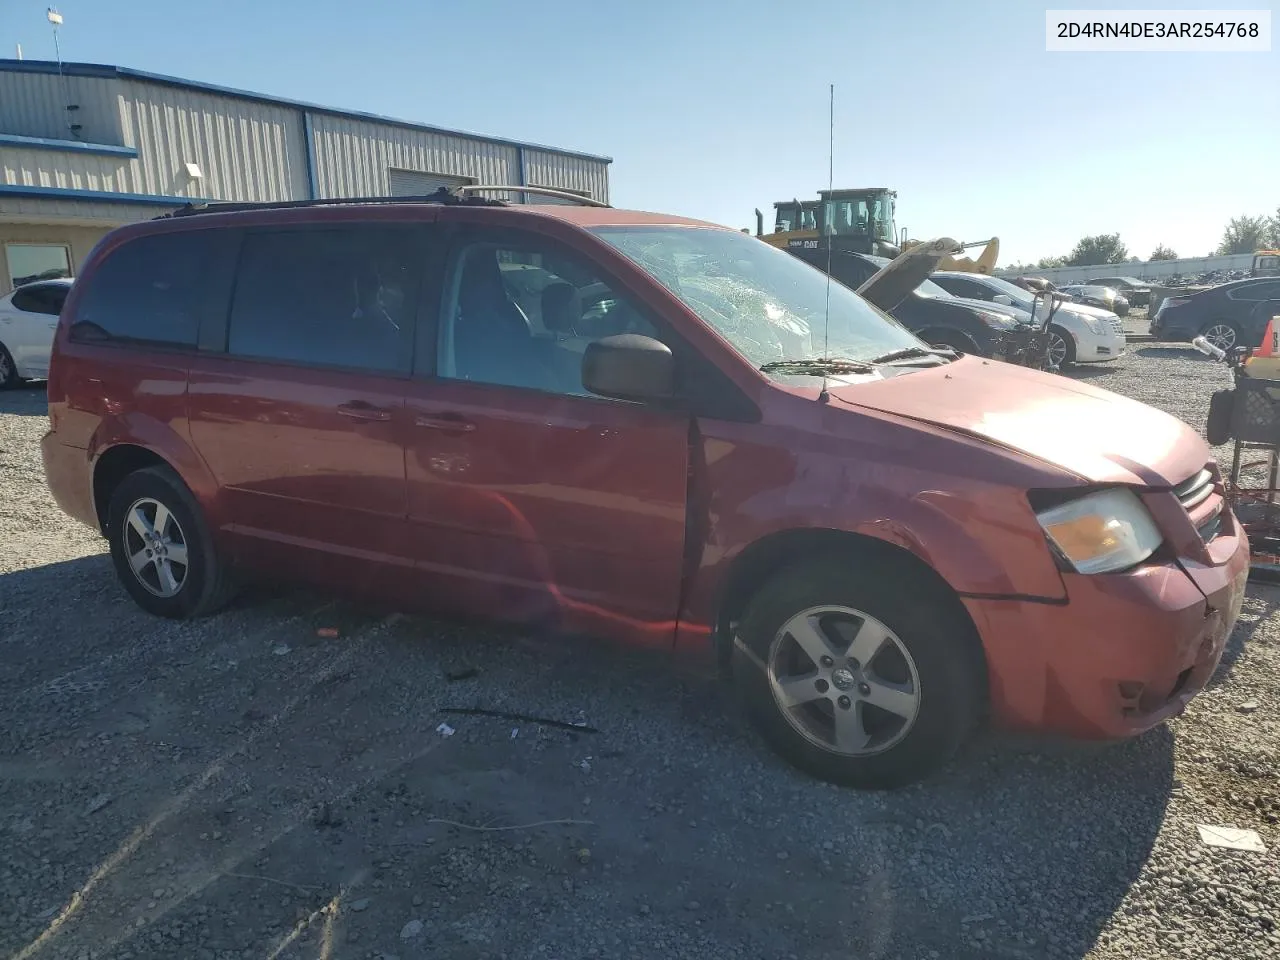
0,70 -> 122,143
117,80 -> 308,202
3,66 -> 610,214
0,147 -> 134,194
309,114 -> 519,198
522,148 -> 609,204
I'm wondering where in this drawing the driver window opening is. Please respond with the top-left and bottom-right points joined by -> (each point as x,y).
437,239 -> 660,397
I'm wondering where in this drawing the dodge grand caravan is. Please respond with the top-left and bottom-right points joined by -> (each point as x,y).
42,194 -> 1249,789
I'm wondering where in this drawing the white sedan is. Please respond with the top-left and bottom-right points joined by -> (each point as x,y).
0,278 -> 72,387
929,272 -> 1126,366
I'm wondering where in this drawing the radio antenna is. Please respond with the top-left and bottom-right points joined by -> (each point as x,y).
819,82 -> 835,404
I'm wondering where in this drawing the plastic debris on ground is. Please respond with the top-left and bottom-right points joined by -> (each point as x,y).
435,722 -> 455,738
316,627 -> 339,638
1196,824 -> 1268,853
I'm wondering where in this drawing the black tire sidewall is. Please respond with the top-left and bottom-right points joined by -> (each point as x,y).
0,342 -> 19,389
107,467 -> 220,618
1206,389 -> 1236,447
732,564 -> 983,790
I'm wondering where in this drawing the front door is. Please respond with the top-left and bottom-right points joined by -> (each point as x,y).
401,224 -> 690,647
186,222 -> 427,597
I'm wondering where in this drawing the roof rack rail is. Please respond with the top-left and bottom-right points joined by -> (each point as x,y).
152,187 -> 506,220
458,184 -> 610,208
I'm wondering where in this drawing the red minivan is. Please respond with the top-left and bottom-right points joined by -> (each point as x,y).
42,195 -> 1249,788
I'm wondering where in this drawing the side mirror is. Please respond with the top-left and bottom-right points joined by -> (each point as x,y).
993,294 -> 1013,306
583,334 -> 675,403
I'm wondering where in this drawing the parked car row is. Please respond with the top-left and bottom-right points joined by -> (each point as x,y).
788,250 -> 1127,367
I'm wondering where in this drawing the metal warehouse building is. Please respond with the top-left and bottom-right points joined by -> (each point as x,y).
0,59 -> 611,293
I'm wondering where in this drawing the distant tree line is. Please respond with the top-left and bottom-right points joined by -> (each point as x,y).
1004,208 -> 1280,271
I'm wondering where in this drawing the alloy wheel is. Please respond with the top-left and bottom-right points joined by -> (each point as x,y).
122,497 -> 189,597
1203,323 -> 1237,351
766,604 -> 921,756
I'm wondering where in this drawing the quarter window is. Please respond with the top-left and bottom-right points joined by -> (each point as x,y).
71,232 -> 215,347
227,227 -> 422,373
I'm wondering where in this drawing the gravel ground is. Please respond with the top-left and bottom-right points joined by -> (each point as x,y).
2,339 -> 1279,960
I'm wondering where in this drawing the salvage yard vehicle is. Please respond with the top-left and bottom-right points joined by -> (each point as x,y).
42,191 -> 1248,790
1062,283 -> 1131,317
0,277 -> 72,387
1150,276 -> 1280,351
929,271 -> 1126,367
788,247 -> 1035,360
1086,275 -> 1151,308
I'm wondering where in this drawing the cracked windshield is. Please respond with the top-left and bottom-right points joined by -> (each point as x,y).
1,3 -> 1277,960
594,226 -> 923,370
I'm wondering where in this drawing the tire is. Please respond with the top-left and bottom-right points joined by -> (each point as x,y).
1201,320 -> 1241,352
0,342 -> 21,389
106,465 -> 236,618
1206,389 -> 1236,447
731,561 -> 985,789
1048,325 -> 1076,367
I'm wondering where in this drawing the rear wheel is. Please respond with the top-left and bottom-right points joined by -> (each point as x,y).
731,562 -> 985,789
106,465 -> 236,618
1201,320 -> 1240,352
0,342 -> 20,389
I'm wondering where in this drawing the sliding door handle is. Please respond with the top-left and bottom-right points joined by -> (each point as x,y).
337,401 -> 392,421
413,412 -> 476,433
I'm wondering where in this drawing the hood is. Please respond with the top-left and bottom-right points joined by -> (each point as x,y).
945,297 -> 1033,323
857,237 -> 964,311
1057,301 -> 1116,320
828,356 -> 1208,486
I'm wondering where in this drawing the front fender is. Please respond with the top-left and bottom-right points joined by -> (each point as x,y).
678,422 -> 1069,649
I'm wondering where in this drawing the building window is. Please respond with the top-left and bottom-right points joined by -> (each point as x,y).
6,243 -> 72,288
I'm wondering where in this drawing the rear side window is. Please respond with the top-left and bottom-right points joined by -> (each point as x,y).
71,232 -> 216,347
227,226 -> 421,373
11,283 -> 68,316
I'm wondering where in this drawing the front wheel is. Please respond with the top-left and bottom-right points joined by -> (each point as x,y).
731,563 -> 985,789
106,465 -> 236,618
1047,325 -> 1076,368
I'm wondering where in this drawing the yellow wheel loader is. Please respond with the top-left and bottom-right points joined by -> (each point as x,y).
753,186 -> 1000,274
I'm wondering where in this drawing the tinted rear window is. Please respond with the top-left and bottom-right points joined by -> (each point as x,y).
226,226 -> 421,373
71,231 -> 216,347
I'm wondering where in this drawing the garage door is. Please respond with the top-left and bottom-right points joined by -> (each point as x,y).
387,168 -> 475,197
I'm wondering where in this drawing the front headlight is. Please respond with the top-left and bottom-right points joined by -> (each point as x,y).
1081,315 -> 1103,334
1034,488 -> 1163,574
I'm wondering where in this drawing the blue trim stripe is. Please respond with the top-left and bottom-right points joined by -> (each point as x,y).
0,184 -> 205,206
0,133 -> 138,158
302,111 -> 318,200
0,59 -> 613,165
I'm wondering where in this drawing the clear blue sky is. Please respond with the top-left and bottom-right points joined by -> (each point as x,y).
3,0 -> 1276,264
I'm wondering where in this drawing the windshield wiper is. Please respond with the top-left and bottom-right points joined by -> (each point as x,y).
867,346 -> 956,364
760,357 -> 876,376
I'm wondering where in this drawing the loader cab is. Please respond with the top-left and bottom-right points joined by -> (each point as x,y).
819,188 -> 898,247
